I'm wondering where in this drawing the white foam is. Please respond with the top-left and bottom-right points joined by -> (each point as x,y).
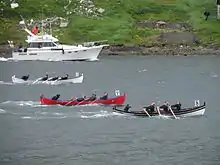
0,109 -> 6,114
0,81 -> 15,85
0,100 -> 43,108
138,69 -> 148,73
80,110 -> 125,119
0,57 -> 8,61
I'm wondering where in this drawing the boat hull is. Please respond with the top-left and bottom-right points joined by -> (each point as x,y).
12,45 -> 106,61
113,102 -> 206,118
12,74 -> 83,84
40,93 -> 126,106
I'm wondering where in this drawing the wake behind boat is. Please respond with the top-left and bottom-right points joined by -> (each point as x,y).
40,90 -> 126,106
12,72 -> 83,85
113,100 -> 206,118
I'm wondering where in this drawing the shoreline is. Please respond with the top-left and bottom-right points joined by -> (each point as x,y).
0,44 -> 220,58
100,45 -> 220,56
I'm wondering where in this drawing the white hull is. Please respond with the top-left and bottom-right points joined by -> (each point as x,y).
12,74 -> 83,85
176,108 -> 206,117
12,46 -> 106,61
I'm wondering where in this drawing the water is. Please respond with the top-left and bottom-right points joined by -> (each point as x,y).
0,56 -> 220,165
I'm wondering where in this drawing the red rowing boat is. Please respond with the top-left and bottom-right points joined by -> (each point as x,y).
40,92 -> 126,106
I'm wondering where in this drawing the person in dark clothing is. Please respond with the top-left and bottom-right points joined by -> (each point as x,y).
171,101 -> 181,110
40,74 -> 49,81
76,95 -> 88,102
143,102 -> 156,113
124,104 -> 131,112
18,43 -> 23,52
99,92 -> 108,100
48,76 -> 59,81
159,101 -> 169,112
21,75 -> 29,81
204,11 -> 210,21
51,94 -> 60,100
87,93 -> 96,101
60,74 -> 69,80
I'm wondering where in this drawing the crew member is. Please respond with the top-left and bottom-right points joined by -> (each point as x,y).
48,76 -> 59,81
77,95 -> 86,102
32,26 -> 39,35
40,74 -> 49,81
159,101 -> 169,112
21,75 -> 29,81
51,94 -> 60,100
87,93 -> 96,101
143,102 -> 156,113
60,74 -> 69,80
124,104 -> 131,112
99,92 -> 108,100
171,101 -> 181,110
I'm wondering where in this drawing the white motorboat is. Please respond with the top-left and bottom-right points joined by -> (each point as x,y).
10,22 -> 108,61
12,73 -> 84,85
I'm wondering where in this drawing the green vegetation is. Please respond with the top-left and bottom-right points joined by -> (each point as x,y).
0,0 -> 219,46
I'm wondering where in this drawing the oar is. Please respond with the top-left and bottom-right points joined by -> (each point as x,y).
64,98 -> 77,106
32,77 -> 42,84
142,108 -> 151,117
76,100 -> 85,106
156,106 -> 161,116
168,105 -> 177,119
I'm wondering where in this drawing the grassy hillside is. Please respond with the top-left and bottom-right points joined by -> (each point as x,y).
0,0 -> 219,46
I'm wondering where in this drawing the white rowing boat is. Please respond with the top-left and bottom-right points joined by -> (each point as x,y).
12,73 -> 84,84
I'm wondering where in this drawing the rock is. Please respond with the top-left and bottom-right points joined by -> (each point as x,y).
10,3 -> 19,9
97,8 -> 105,13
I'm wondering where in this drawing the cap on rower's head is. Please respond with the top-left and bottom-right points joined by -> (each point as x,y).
57,94 -> 60,96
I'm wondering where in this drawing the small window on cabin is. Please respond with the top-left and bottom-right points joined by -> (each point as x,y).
42,42 -> 56,47
29,43 -> 40,48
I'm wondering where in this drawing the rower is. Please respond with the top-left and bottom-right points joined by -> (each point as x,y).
76,95 -> 86,102
48,76 -> 59,81
51,94 -> 60,100
40,74 -> 49,81
99,92 -> 108,100
171,101 -> 181,110
143,102 -> 156,113
87,93 -> 96,101
21,75 -> 29,81
124,104 -> 131,112
60,74 -> 69,80
159,101 -> 169,112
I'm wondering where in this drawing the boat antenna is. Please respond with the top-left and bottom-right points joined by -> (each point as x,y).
50,22 -> 52,35
41,9 -> 44,34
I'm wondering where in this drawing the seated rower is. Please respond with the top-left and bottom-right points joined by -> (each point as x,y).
40,74 -> 49,81
51,94 -> 60,100
76,95 -> 86,102
171,101 -> 181,110
87,93 -> 97,101
21,75 -> 29,81
124,104 -> 131,112
143,102 -> 156,113
99,92 -> 108,100
159,101 -> 169,112
48,76 -> 59,81
60,74 -> 69,80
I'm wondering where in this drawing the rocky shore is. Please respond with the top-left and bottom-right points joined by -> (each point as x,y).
1,44 -> 220,59
100,45 -> 220,56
